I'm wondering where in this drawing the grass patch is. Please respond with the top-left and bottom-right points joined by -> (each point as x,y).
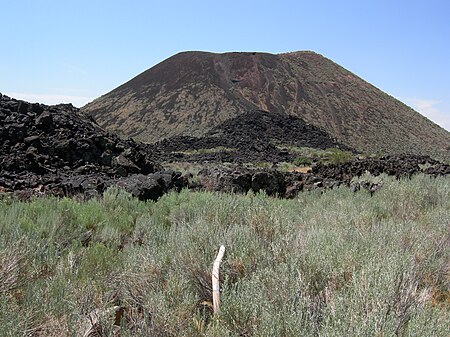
171,146 -> 237,155
292,156 -> 312,166
277,145 -> 356,165
0,175 -> 449,336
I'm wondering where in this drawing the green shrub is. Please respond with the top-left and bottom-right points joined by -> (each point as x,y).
0,175 -> 448,335
326,148 -> 354,164
293,156 -> 312,166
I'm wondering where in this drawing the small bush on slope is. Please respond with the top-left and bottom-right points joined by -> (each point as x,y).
0,174 -> 448,336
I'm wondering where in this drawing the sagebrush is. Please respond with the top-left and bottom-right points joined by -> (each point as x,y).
0,174 -> 449,336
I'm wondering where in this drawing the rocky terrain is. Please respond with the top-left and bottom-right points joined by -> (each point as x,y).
0,93 -> 186,200
82,51 -> 450,160
197,155 -> 450,198
1,94 -> 449,201
149,110 -> 352,163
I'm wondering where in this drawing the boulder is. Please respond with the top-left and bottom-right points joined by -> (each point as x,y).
251,171 -> 285,196
117,174 -> 163,201
35,112 -> 53,128
285,181 -> 304,199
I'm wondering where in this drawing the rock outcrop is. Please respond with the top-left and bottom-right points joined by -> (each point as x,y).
0,94 -> 186,200
1,94 -> 448,200
197,155 -> 449,198
149,110 -> 351,163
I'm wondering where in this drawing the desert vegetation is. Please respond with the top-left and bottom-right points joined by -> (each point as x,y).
282,146 -> 355,166
170,146 -> 237,156
1,174 -> 449,336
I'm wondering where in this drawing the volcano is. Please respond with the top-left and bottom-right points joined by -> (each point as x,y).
82,51 -> 450,159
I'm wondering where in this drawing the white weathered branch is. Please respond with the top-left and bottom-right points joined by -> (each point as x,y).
212,245 -> 225,314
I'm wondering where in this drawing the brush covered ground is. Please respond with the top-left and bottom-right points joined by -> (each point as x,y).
1,174 -> 449,336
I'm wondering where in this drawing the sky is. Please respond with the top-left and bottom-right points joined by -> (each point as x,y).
1,0 -> 449,131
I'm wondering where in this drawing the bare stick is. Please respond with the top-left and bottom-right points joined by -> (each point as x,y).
212,245 -> 225,314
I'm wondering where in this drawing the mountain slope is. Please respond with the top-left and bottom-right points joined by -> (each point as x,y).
82,51 -> 450,159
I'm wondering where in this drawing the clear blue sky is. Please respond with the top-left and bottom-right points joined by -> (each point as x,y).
1,0 -> 449,130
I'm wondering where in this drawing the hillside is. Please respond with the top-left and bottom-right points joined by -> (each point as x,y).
82,51 -> 450,159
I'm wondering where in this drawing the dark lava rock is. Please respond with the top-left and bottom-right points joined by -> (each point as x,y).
425,163 -> 450,175
116,174 -> 164,201
148,110 -> 352,163
208,110 -> 351,151
285,181 -> 304,199
311,155 -> 444,183
251,171 -> 286,196
0,94 -> 161,177
1,94 -> 448,201
114,171 -> 186,201
198,167 -> 287,196
0,94 -> 185,200
197,154 -> 449,198
35,111 -> 53,128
